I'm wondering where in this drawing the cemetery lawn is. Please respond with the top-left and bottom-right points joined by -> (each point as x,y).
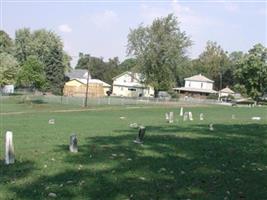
1,101 -> 267,199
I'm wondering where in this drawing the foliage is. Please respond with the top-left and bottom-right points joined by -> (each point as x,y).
0,30 -> 14,54
75,53 -> 130,84
127,14 -> 192,96
17,56 -> 46,90
15,28 -> 67,94
192,41 -> 230,90
207,93 -> 219,100
235,43 -> 267,101
0,53 -> 19,86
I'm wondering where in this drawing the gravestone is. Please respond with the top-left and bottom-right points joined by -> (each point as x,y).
169,112 -> 174,123
69,135 -> 78,153
134,126 -> 146,144
231,114 -> 236,120
252,117 -> 261,120
209,124 -> 214,131
200,113 -> 204,121
183,112 -> 189,121
180,107 -> 184,116
129,123 -> 138,128
165,113 -> 169,122
48,119 -> 55,124
189,112 -> 193,121
5,131 -> 15,165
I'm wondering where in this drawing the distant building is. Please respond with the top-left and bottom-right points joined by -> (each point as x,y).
219,87 -> 235,98
2,84 -> 14,94
64,69 -> 111,97
173,74 -> 217,97
112,71 -> 154,97
65,69 -> 91,80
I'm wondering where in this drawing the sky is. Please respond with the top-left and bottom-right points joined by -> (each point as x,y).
1,0 -> 267,67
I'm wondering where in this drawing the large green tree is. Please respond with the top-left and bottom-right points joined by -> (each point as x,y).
127,14 -> 192,96
15,28 -> 67,94
17,56 -> 46,90
0,30 -> 14,54
192,41 -> 230,90
235,44 -> 267,101
0,53 -> 19,86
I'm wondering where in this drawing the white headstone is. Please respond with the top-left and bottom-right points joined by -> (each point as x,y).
169,112 -> 174,123
48,119 -> 55,124
180,107 -> 184,116
165,113 -> 169,122
189,112 -> 193,121
209,124 -> 214,131
183,112 -> 189,121
231,114 -> 236,120
5,131 -> 15,165
252,117 -> 261,120
69,135 -> 78,153
200,113 -> 204,121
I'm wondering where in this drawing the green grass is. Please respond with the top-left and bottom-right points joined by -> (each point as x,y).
0,98 -> 267,200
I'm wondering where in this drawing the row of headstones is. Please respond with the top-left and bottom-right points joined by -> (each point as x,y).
165,107 -> 204,123
3,126 -> 147,165
3,131 -> 79,165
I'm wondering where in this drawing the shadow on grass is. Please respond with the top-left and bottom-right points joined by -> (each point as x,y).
9,124 -> 267,200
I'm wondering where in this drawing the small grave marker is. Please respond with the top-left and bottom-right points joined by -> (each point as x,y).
169,112 -> 174,123
209,124 -> 214,131
189,112 -> 193,121
183,112 -> 189,121
5,131 -> 15,165
252,117 -> 261,120
231,114 -> 236,120
180,107 -> 184,116
165,113 -> 169,122
69,134 -> 78,153
200,113 -> 204,121
134,126 -> 146,144
48,119 -> 55,124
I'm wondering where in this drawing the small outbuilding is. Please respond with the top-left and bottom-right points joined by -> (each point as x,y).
63,79 -> 111,97
219,87 -> 235,98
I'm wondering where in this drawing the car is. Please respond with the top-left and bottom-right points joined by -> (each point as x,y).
158,91 -> 171,100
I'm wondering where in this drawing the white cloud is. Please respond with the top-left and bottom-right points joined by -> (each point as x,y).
58,24 -> 72,33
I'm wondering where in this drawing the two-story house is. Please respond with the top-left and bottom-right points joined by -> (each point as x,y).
173,74 -> 217,97
112,71 -> 154,97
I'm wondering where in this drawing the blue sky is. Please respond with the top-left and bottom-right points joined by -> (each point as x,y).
1,0 -> 267,67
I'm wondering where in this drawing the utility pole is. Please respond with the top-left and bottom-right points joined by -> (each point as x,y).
84,59 -> 90,107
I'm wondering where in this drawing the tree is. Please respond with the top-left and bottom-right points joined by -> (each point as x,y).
17,56 -> 46,90
119,58 -> 137,71
194,41 -> 230,90
235,44 -> 267,101
15,28 -> 67,94
127,14 -> 192,96
0,53 -> 19,86
0,30 -> 14,54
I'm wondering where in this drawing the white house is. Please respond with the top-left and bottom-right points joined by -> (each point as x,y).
219,87 -> 235,98
112,71 -> 154,97
173,74 -> 217,97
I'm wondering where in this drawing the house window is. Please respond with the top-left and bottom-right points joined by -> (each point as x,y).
201,83 -> 203,88
189,82 -> 191,87
128,88 -> 136,91
121,87 -> 123,91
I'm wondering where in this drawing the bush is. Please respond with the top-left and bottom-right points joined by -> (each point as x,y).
207,93 -> 219,100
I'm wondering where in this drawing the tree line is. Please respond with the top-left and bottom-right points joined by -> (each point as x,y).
0,13 -> 266,100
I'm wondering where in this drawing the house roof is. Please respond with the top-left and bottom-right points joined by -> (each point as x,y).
112,71 -> 143,82
173,87 -> 218,94
65,69 -> 90,79
72,78 -> 111,87
185,74 -> 214,83
220,87 -> 235,94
